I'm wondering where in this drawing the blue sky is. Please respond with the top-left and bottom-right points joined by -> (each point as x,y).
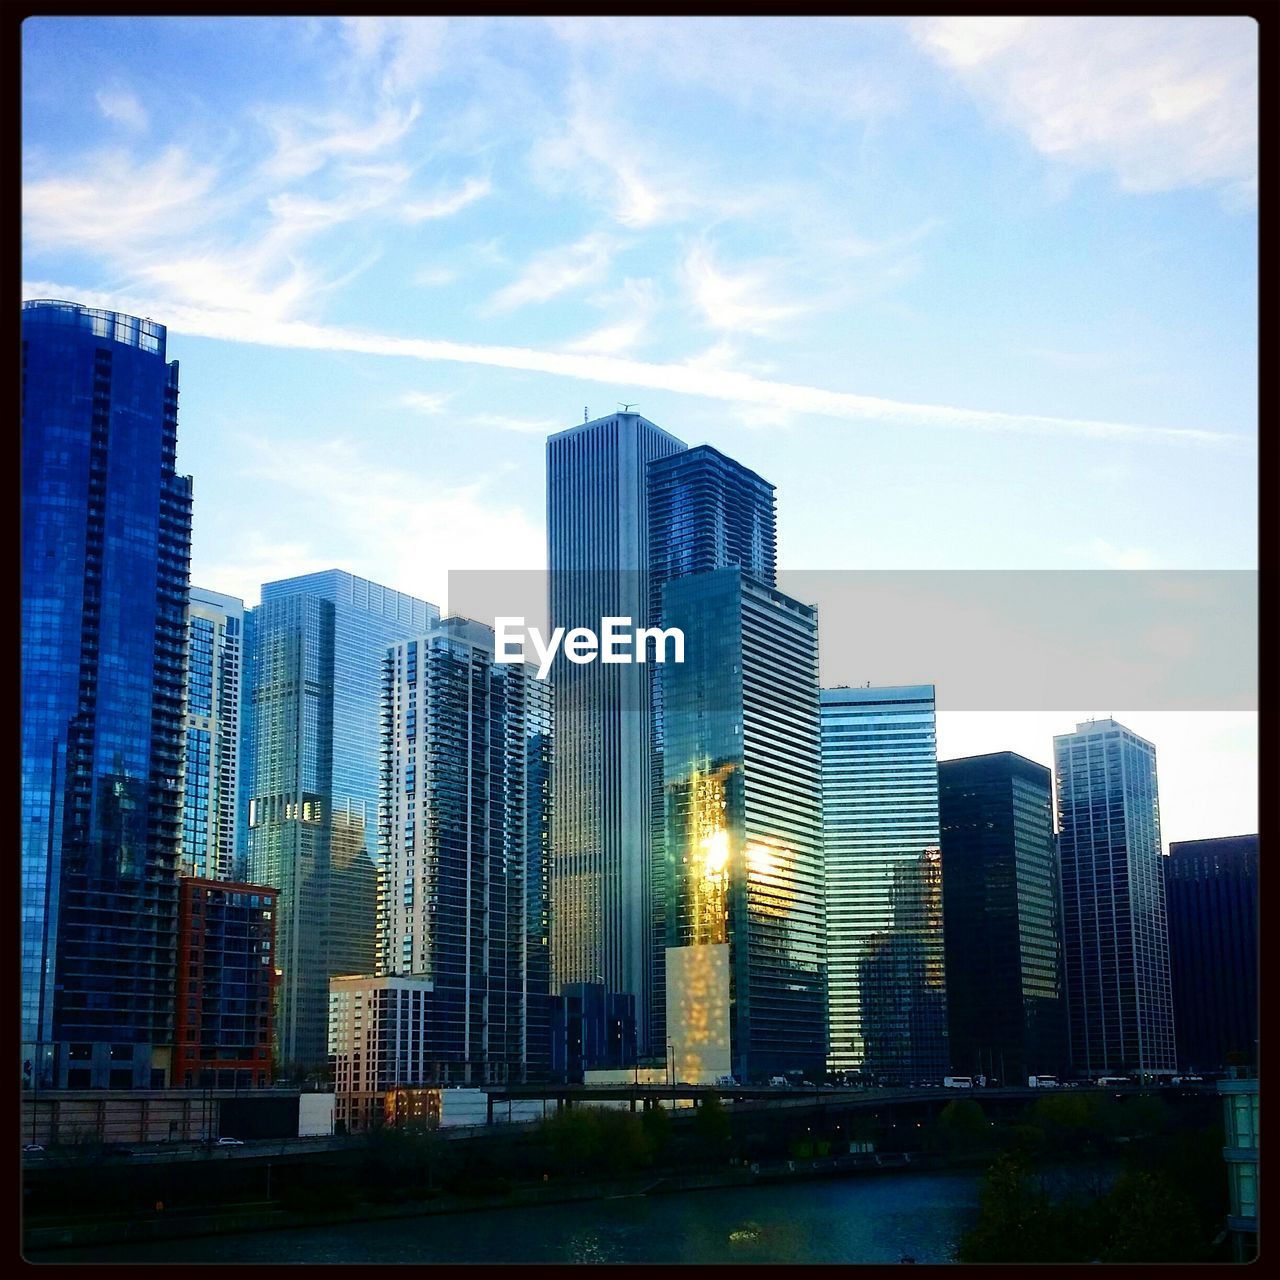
22,17 -> 1257,841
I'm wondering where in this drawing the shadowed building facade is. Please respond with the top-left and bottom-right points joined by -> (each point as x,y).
1054,718 -> 1175,1077
1165,834 -> 1258,1073
939,752 -> 1067,1083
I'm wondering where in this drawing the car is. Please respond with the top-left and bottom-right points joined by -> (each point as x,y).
22,1143 -> 44,1154
216,1136 -> 245,1147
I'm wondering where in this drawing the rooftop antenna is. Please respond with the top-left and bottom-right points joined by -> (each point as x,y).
619,402 -> 637,413
584,406 -> 589,423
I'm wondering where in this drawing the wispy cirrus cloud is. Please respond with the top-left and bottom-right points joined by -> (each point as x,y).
24,278 -> 1242,449
682,242 -> 805,336
400,175 -> 492,222
484,232 -> 616,314
909,16 -> 1257,205
564,278 -> 660,356
95,85 -> 148,131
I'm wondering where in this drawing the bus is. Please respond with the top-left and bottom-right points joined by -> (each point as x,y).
943,1076 -> 974,1089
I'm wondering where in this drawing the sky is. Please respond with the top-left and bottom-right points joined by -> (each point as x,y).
21,16 -> 1257,844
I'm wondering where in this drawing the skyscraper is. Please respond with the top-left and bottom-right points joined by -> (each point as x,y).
820,685 -> 947,1084
245,570 -> 436,1069
21,300 -> 192,1089
939,752 -> 1067,1083
1054,718 -> 1175,1076
377,618 -> 553,1079
546,411 -> 685,1055
181,587 -> 245,881
647,444 -> 778,1051
1165,834 -> 1258,1072
661,568 -> 826,1081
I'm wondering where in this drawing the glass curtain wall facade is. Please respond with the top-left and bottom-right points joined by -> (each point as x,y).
939,752 -> 1067,1083
181,587 -> 245,881
377,618 -> 553,1082
661,569 -> 826,1081
246,570 -> 436,1069
646,445 -> 776,1053
547,412 -> 685,1057
1054,718 -> 1175,1076
1165,834 -> 1258,1072
22,300 -> 192,1091
820,685 -> 947,1084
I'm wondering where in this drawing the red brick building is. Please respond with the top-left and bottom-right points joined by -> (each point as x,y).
174,878 -> 277,1088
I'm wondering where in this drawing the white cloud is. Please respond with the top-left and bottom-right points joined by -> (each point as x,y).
400,176 -> 492,222
260,103 -> 423,182
564,278 -> 660,356
338,17 -> 450,98
401,390 -> 454,415
23,148 -> 219,251
910,16 -> 1257,203
95,86 -> 148,132
484,233 -> 615,314
226,435 -> 542,608
469,414 -> 566,435
23,278 -> 1243,449
682,243 -> 804,336
1085,538 -> 1158,570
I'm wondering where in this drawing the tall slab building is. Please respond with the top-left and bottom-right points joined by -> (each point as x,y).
1054,718 -> 1175,1076
939,752 -> 1068,1082
246,570 -> 437,1069
647,445 -> 779,1051
661,568 -> 826,1081
820,685 -> 947,1084
546,412 -> 685,1055
181,587 -> 245,881
1165,834 -> 1258,1073
373,618 -> 553,1080
21,300 -> 192,1089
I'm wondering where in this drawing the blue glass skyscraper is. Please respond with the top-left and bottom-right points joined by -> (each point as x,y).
246,570 -> 437,1069
22,300 -> 192,1089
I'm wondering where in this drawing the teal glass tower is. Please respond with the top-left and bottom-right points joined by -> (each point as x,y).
22,300 -> 192,1089
660,568 -> 826,1081
820,685 -> 947,1084
245,570 -> 437,1069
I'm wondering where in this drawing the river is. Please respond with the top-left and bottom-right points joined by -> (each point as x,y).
32,1169 -> 984,1264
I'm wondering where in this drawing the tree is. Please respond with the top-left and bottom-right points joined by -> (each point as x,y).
933,1099 -> 989,1154
693,1094 -> 731,1158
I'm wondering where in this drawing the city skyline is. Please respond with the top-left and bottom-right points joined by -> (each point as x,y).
20,17 -> 1257,849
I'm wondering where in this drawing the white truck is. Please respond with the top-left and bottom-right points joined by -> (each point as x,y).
1027,1075 -> 1059,1088
943,1076 -> 974,1089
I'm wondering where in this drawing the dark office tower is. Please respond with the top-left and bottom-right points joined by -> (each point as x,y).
1165,835 -> 1258,1072
1054,718 -> 1175,1077
939,752 -> 1068,1083
820,685 -> 946,1084
661,568 -> 826,1082
21,300 -> 192,1090
646,444 -> 778,1052
246,570 -> 436,1070
547,411 -> 685,1057
377,619 -> 554,1081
